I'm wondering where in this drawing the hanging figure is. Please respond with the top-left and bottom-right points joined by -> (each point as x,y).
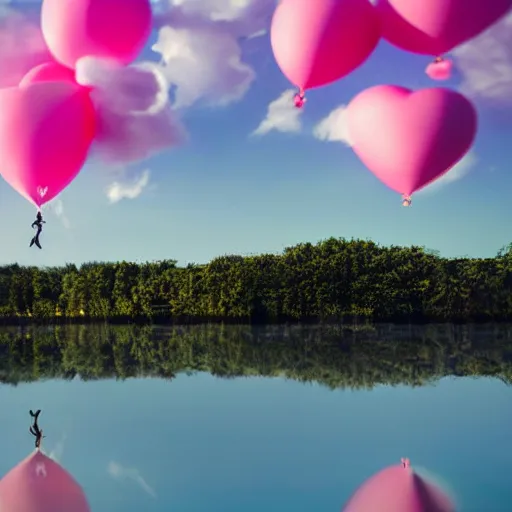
30,211 -> 45,249
293,88 -> 306,108
402,194 -> 412,207
29,409 -> 45,449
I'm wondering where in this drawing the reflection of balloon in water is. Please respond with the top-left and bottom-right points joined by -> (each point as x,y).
376,0 -> 512,57
271,0 -> 381,98
19,62 -> 76,88
41,0 -> 152,68
346,85 -> 477,199
342,460 -> 455,511
0,81 -> 96,208
0,451 -> 90,512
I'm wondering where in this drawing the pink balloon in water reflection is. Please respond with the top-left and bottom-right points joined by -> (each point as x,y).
271,0 -> 381,102
342,459 -> 455,512
346,85 -> 477,199
0,451 -> 90,512
0,81 -> 96,207
375,0 -> 512,56
41,0 -> 152,68
425,59 -> 453,81
19,62 -> 76,88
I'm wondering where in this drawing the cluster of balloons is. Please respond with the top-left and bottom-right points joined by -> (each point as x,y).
0,0 -> 152,211
271,0 -> 511,204
342,458 -> 455,511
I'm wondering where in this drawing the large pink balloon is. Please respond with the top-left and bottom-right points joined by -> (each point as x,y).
0,451 -> 90,512
346,85 -> 477,196
270,0 -> 381,90
41,0 -> 152,69
376,0 -> 512,55
0,81 -> 96,207
19,62 -> 76,88
342,462 -> 454,512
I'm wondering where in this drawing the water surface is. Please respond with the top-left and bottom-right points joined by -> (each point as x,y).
0,324 -> 511,511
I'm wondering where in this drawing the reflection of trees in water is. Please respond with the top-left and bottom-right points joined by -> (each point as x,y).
0,324 -> 510,389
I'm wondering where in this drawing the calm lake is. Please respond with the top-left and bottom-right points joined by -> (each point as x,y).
0,323 -> 511,511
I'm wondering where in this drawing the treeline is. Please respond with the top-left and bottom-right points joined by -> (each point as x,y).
0,324 -> 511,388
1,238 -> 512,323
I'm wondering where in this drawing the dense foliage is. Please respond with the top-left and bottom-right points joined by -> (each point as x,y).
1,238 -> 512,323
0,324 -> 510,388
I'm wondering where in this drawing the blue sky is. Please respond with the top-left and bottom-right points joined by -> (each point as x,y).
1,373 -> 511,511
0,0 -> 512,266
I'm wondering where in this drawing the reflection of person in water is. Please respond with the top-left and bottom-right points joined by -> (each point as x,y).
29,409 -> 45,449
30,211 -> 45,249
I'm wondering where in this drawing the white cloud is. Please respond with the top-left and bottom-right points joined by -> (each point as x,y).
47,432 -> 67,463
453,12 -> 512,107
252,90 -> 303,136
419,151 -> 478,194
108,461 -> 156,498
152,0 -> 275,108
106,169 -> 151,203
44,198 -> 70,229
312,105 -> 353,145
152,25 -> 254,108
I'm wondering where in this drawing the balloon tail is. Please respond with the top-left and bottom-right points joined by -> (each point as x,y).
425,57 -> 452,81
401,457 -> 411,469
294,88 -> 306,109
402,195 -> 412,207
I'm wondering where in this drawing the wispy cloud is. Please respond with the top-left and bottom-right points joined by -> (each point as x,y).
47,431 -> 67,463
312,105 -> 353,145
0,5 -> 51,87
106,169 -> 151,204
252,90 -> 303,136
453,12 -> 512,108
108,461 -> 156,498
419,151 -> 478,194
44,198 -> 70,229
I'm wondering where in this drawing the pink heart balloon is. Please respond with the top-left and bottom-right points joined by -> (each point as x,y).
346,85 -> 477,196
0,81 -> 96,207
377,0 -> 512,55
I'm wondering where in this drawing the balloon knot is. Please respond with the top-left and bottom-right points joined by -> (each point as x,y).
402,194 -> 412,207
434,55 -> 443,63
401,457 -> 410,469
294,90 -> 306,108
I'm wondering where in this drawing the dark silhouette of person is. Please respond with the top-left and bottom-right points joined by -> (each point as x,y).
30,211 -> 45,249
29,409 -> 45,449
